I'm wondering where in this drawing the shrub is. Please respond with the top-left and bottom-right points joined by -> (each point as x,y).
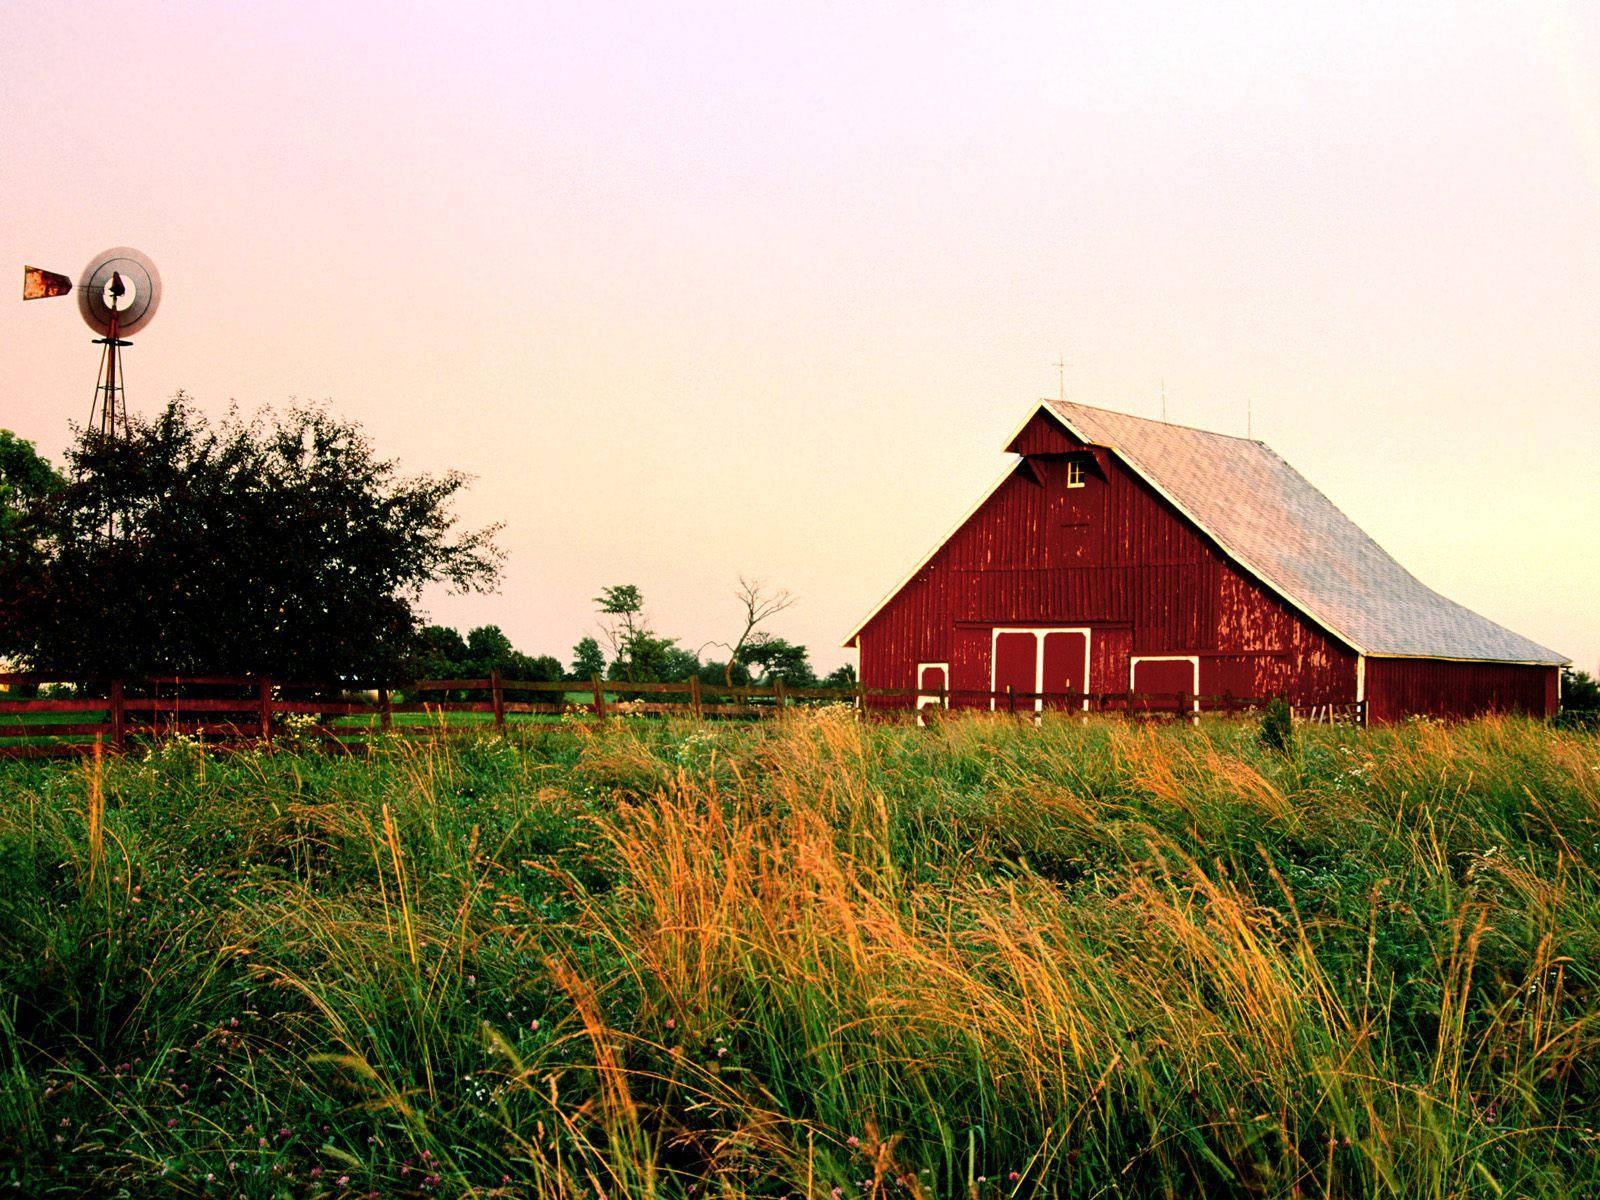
1259,696 -> 1294,754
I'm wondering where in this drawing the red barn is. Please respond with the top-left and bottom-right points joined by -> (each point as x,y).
844,400 -> 1566,722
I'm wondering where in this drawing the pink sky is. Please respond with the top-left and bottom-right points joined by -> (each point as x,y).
3,2 -> 1596,676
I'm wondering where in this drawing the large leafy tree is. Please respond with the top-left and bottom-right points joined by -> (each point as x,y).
0,432 -> 64,645
4,395 -> 501,678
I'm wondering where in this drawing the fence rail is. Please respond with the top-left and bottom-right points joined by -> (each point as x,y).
0,671 -> 1363,758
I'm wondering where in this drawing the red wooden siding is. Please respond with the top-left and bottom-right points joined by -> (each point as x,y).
857,432 -> 1359,710
1364,658 -> 1558,723
1007,412 -> 1080,456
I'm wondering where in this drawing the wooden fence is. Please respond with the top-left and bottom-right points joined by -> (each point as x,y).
0,672 -> 1364,759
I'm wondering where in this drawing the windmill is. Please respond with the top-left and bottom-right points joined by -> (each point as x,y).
23,247 -> 163,437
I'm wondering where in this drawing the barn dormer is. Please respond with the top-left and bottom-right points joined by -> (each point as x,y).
1006,403 -> 1109,486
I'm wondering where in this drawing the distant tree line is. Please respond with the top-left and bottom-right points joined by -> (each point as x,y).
412,582 -> 856,693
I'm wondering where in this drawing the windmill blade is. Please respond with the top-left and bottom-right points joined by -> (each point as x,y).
78,247 -> 161,336
23,266 -> 73,300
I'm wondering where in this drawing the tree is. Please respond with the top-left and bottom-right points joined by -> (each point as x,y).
702,577 -> 796,687
1561,666 -> 1600,713
465,624 -> 515,669
605,631 -> 687,684
594,583 -> 675,682
594,584 -> 645,663
571,636 -> 606,680
407,623 -> 469,679
0,432 -> 63,645
2,395 -> 501,678
821,663 -> 857,689
738,634 -> 815,687
700,659 -> 751,687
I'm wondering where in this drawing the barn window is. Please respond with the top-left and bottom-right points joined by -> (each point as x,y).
1065,459 -> 1086,488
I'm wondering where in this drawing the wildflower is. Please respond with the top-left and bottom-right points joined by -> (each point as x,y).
1008,1172 -> 1020,1182
338,1176 -> 350,1186
666,1017 -> 676,1030
847,1136 -> 859,1148
311,1167 -> 323,1179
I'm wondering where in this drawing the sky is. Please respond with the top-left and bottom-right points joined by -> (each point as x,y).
2,2 -> 1596,677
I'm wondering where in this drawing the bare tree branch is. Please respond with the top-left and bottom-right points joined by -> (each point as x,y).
723,576 -> 796,687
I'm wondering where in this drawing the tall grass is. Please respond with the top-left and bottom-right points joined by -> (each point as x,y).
1,713 -> 1597,1197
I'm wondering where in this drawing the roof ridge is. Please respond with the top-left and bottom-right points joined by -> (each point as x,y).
1045,397 -> 1268,446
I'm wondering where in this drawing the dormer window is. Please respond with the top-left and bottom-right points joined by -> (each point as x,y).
1065,459 -> 1086,488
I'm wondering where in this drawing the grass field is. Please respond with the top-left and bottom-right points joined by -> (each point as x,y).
1,712 -> 1597,1198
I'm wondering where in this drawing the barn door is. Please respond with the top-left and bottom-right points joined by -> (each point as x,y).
1130,656 -> 1199,716
992,632 -> 1037,710
990,628 -> 1092,712
1041,631 -> 1088,710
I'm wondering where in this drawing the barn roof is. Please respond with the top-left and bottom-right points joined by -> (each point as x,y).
1041,400 -> 1565,664
844,400 -> 1566,666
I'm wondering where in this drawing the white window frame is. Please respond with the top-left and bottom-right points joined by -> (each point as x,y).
1129,654 -> 1201,715
989,627 -> 1092,712
915,661 -> 949,712
1065,459 -> 1086,489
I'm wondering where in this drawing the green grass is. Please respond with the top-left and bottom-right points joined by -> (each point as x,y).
1,712 -> 1597,1198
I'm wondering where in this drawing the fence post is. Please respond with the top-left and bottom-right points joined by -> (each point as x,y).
689,675 -> 703,720
491,669 -> 506,733
1007,684 -> 1015,714
110,679 -> 125,753
854,681 -> 866,722
257,677 -> 272,744
591,674 -> 608,721
379,686 -> 392,732
773,676 -> 787,720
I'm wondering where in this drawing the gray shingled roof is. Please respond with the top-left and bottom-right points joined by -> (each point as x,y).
1044,399 -> 1566,665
